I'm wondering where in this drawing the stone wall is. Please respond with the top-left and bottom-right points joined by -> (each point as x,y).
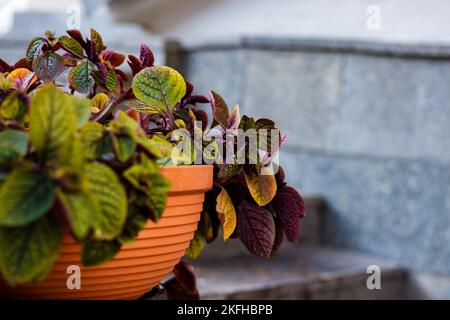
181,38 -> 450,276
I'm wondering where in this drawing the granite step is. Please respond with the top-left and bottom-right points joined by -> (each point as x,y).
192,243 -> 409,300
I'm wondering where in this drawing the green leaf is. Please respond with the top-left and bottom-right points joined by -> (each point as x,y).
26,37 -> 45,63
29,85 -> 77,157
110,111 -> 140,136
32,51 -> 64,81
144,174 -> 170,221
105,69 -> 120,95
90,28 -> 104,54
137,134 -> 173,159
58,138 -> 86,171
86,163 -> 127,240
0,168 -> 54,226
118,204 -> 148,244
56,188 -> 98,240
0,129 -> 28,168
79,122 -> 111,159
72,96 -> 91,128
123,162 -> 170,221
112,134 -> 136,163
58,35 -> 84,59
0,92 -> 27,120
82,239 -> 121,267
216,187 -> 237,240
185,229 -> 204,259
0,215 -> 61,286
132,66 -> 186,111
69,60 -> 95,93
244,166 -> 277,206
125,99 -> 162,115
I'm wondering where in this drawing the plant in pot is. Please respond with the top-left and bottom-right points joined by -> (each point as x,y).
0,29 -> 306,300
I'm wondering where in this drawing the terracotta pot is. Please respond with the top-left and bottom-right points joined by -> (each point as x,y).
0,165 -> 213,300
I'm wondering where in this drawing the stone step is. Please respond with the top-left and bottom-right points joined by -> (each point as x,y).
191,243 -> 409,299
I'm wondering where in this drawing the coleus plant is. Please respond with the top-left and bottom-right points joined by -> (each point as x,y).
0,29 -> 306,295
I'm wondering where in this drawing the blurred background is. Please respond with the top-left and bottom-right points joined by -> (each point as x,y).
1,0 -> 449,299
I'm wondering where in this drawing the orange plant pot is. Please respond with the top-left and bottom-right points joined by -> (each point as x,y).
0,165 -> 213,300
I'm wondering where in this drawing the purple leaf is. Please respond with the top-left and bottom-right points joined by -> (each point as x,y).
209,90 -> 229,128
0,58 -> 11,73
101,50 -> 125,67
189,94 -> 210,104
164,259 -> 199,300
272,186 -> 306,243
185,81 -> 194,97
238,201 -> 275,258
271,216 -> 285,258
190,106 -> 208,131
96,61 -> 108,78
275,166 -> 286,187
127,54 -> 142,76
139,44 -> 154,67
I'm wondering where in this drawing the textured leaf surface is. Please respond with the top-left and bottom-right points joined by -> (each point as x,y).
145,173 -> 170,221
217,164 -> 242,180
32,52 -> 64,81
90,28 -> 104,54
58,36 -> 84,58
139,44 -> 154,67
244,167 -> 277,206
69,60 -> 94,93
0,215 -> 61,286
56,189 -> 98,240
26,37 -> 45,63
79,122 -> 110,159
82,239 -> 120,266
86,163 -> 127,240
209,91 -> 229,128
238,202 -> 275,258
125,99 -> 162,115
272,186 -> 306,242
138,134 -> 173,159
123,163 -> 170,221
90,93 -> 109,114
29,85 -> 77,156
118,205 -> 148,244
112,134 -> 136,163
132,66 -> 186,110
105,69 -> 120,95
101,50 -> 125,67
0,168 -> 54,226
216,188 -> 237,240
185,230 -> 204,259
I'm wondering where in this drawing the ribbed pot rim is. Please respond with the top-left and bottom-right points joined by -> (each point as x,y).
160,165 -> 213,192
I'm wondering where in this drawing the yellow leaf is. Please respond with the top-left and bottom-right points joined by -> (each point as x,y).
216,187 -> 237,240
90,92 -> 109,112
244,166 -> 277,206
